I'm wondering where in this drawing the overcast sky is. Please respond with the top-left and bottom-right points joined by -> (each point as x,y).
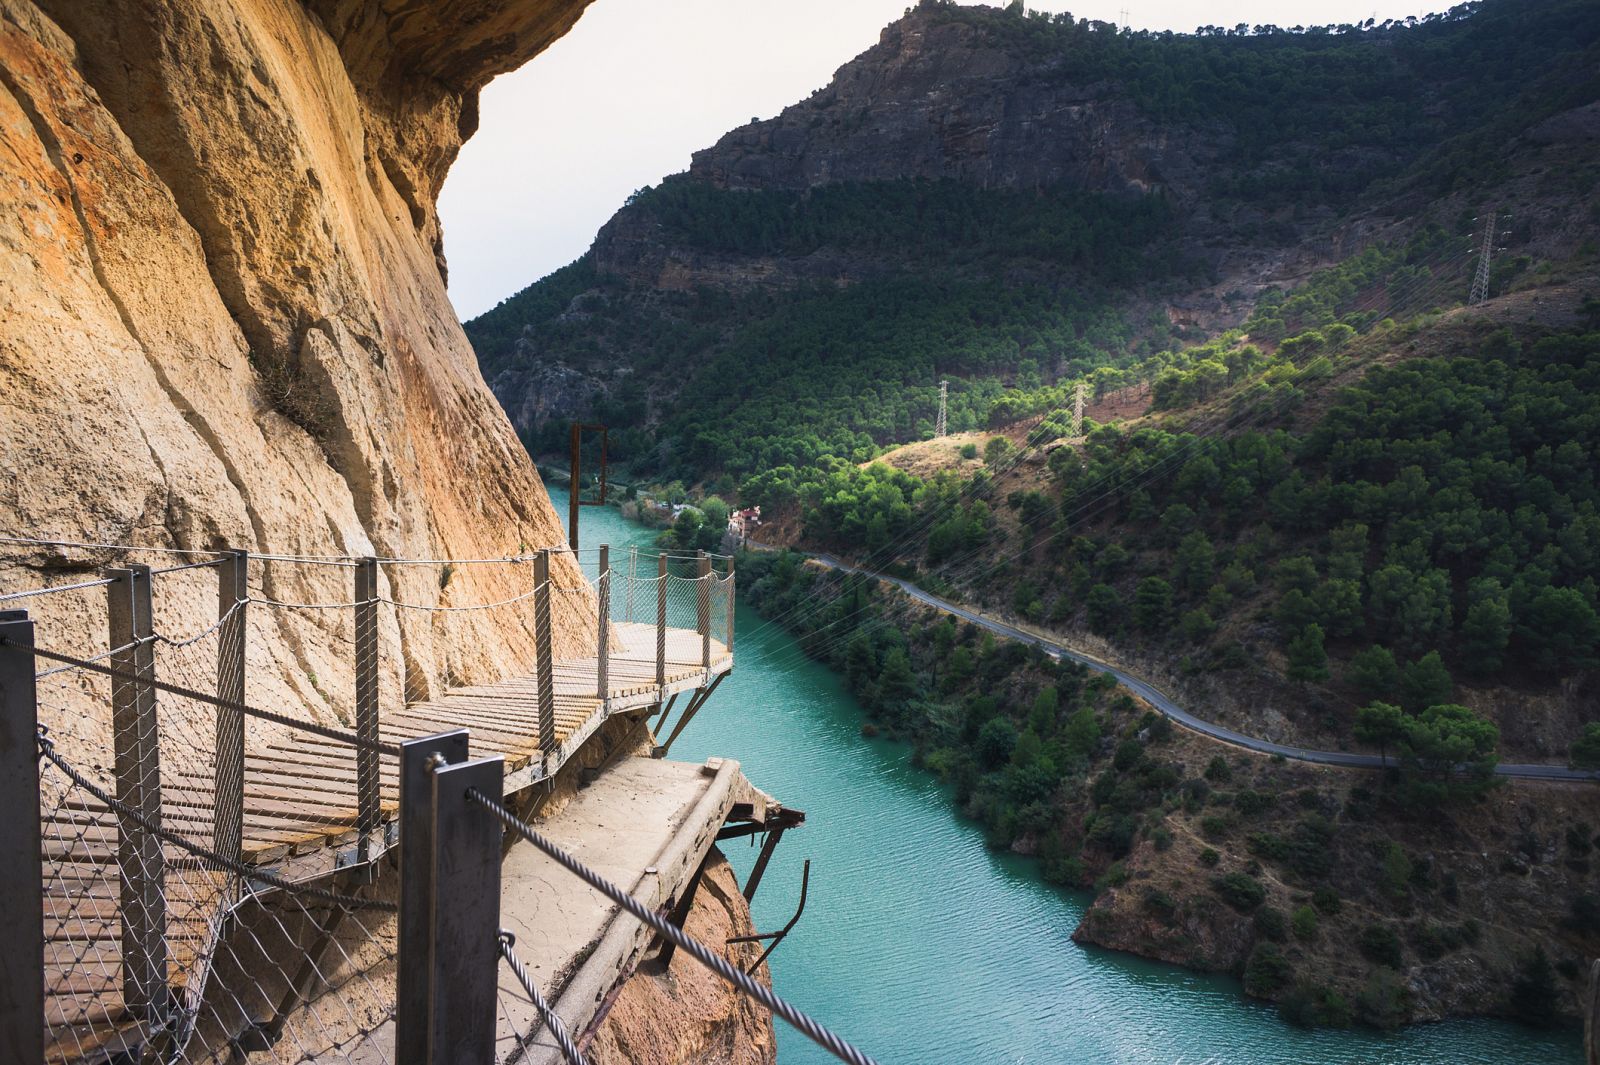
439,0 -> 1454,321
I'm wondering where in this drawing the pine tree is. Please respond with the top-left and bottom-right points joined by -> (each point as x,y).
1286,623 -> 1330,682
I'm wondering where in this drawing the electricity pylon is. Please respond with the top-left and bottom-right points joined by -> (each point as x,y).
936,380 -> 948,438
1470,212 -> 1497,306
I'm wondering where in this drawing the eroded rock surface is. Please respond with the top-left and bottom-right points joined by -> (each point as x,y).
0,0 -> 598,696
588,850 -> 778,1065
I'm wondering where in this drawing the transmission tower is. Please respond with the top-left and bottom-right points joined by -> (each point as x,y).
935,380 -> 948,438
1069,380 -> 1086,437
1469,212 -> 1497,306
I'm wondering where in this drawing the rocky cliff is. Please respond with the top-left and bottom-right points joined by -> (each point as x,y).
589,851 -> 778,1065
0,0 -> 599,686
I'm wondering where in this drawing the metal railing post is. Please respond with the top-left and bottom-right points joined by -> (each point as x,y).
0,610 -> 43,1065
106,565 -> 168,1023
354,557 -> 380,864
426,754 -> 504,1064
627,545 -> 637,623
596,545 -> 609,702
215,549 -> 248,870
534,551 -> 556,756
726,554 -> 736,657
655,553 -> 667,693
697,551 -> 711,670
396,729 -> 469,1065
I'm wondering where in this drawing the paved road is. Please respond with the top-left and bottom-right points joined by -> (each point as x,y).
780,547 -> 1599,783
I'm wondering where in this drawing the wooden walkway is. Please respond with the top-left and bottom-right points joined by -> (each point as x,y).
40,622 -> 731,1064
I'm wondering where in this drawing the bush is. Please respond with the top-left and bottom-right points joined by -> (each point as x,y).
959,442 -> 979,460
1356,970 -> 1412,1029
1199,847 -> 1221,867
1143,889 -> 1178,920
1292,905 -> 1319,942
1235,789 -> 1274,816
1510,948 -> 1561,1027
1201,815 -> 1232,840
1213,872 -> 1267,912
1279,983 -> 1352,1028
1358,924 -> 1404,968
1571,723 -> 1600,769
1204,755 -> 1233,782
1244,942 -> 1293,997
1312,886 -> 1343,915
1255,906 -> 1288,943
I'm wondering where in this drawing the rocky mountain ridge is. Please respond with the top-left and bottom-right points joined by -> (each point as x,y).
472,0 -> 1600,467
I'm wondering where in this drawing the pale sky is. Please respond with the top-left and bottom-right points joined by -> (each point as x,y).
439,0 -> 1455,321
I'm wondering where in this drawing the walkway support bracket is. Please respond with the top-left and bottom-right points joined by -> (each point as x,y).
214,549 -> 248,871
0,609 -> 43,1065
107,565 -> 169,1024
354,557 -> 380,864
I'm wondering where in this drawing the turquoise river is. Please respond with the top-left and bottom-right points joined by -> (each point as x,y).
557,497 -> 1579,1064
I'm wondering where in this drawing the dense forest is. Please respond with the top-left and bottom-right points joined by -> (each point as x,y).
468,0 -> 1600,487
738,538 -> 1598,1028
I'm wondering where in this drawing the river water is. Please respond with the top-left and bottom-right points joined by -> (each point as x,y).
557,498 -> 1578,1064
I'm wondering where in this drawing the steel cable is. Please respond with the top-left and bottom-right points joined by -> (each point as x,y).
497,932 -> 588,1065
466,787 -> 880,1065
0,635 -> 401,756
37,734 -> 397,912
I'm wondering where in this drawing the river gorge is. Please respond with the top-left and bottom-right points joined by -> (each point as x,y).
558,498 -> 1578,1064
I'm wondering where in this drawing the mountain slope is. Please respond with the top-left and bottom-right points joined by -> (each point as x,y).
468,0 -> 1600,484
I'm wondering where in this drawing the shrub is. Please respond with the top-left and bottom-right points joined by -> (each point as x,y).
1292,905 -> 1319,942
1199,847 -> 1221,867
1356,970 -> 1412,1029
1213,872 -> 1267,912
1143,889 -> 1178,920
1204,755 -> 1233,782
1312,886 -> 1342,915
1255,906 -> 1288,943
1235,789 -> 1274,816
1248,832 -> 1292,861
1201,815 -> 1232,839
1244,942 -> 1293,997
1279,983 -> 1352,1028
959,442 -> 979,460
1358,924 -> 1404,968
1510,949 -> 1561,1027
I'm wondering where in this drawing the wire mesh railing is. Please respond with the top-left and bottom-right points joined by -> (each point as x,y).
0,537 -> 739,1064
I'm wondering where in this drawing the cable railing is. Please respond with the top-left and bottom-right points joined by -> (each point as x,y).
0,538 -> 745,1065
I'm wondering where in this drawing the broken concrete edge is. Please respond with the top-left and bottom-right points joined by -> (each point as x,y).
519,759 -> 782,1065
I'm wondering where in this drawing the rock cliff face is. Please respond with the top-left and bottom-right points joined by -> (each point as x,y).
589,851 -> 778,1065
687,16 -> 1210,199
0,0 -> 598,683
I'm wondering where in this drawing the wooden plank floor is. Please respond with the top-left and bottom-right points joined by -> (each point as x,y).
41,623 -> 731,1063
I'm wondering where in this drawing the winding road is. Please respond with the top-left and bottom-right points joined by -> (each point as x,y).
772,546 -> 1599,783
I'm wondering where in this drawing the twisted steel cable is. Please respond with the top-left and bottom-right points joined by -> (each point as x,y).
37,733 -> 396,912
1,636 -> 400,756
466,788 -> 880,1065
497,932 -> 588,1065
